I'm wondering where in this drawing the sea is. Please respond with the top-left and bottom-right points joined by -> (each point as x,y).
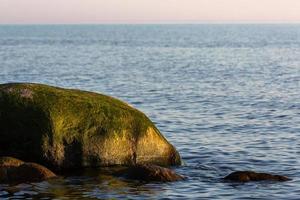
0,24 -> 300,199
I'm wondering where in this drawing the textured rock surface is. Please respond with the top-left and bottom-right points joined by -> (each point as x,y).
0,83 -> 181,170
0,157 -> 24,167
224,171 -> 291,182
0,157 -> 56,183
126,164 -> 184,182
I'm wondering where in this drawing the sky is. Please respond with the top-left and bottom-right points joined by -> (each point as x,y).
1,0 -> 300,24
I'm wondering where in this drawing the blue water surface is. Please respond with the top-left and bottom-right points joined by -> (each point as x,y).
0,24 -> 300,199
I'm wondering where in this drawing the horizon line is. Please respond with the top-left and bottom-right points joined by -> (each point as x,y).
1,20 -> 300,25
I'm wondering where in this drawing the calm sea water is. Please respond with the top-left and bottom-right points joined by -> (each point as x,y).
0,24 -> 300,199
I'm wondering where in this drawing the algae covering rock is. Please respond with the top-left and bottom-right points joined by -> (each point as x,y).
0,83 -> 181,170
0,157 -> 56,183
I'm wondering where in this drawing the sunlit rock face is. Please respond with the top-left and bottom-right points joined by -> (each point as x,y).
0,83 -> 181,170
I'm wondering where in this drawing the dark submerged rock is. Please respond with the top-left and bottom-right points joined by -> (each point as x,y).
126,164 -> 185,182
0,157 -> 56,184
0,83 -> 181,170
224,171 -> 291,182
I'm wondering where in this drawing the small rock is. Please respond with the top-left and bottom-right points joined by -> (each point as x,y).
224,171 -> 291,182
126,164 -> 184,182
0,157 -> 56,184
11,163 -> 56,182
0,157 -> 24,167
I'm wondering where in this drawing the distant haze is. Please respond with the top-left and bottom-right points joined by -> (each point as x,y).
1,0 -> 300,24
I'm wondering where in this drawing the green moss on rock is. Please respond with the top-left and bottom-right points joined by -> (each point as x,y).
0,83 -> 181,170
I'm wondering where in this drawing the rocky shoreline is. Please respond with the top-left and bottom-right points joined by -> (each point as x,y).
0,156 -> 291,184
0,83 -> 291,184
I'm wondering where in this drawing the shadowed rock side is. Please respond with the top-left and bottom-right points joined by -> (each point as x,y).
0,83 -> 181,170
0,157 -> 56,184
224,171 -> 291,182
125,164 -> 185,182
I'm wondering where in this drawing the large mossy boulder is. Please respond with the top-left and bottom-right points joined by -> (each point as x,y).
0,83 -> 181,170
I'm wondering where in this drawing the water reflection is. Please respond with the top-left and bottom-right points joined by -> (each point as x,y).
0,167 -> 172,199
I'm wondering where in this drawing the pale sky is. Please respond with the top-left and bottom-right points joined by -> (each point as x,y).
1,0 -> 300,24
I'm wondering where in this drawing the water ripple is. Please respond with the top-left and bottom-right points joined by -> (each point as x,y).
0,24 -> 300,199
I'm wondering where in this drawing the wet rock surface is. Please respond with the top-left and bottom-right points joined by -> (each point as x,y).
0,157 -> 56,184
0,157 -> 24,167
125,164 -> 185,182
224,171 -> 291,182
